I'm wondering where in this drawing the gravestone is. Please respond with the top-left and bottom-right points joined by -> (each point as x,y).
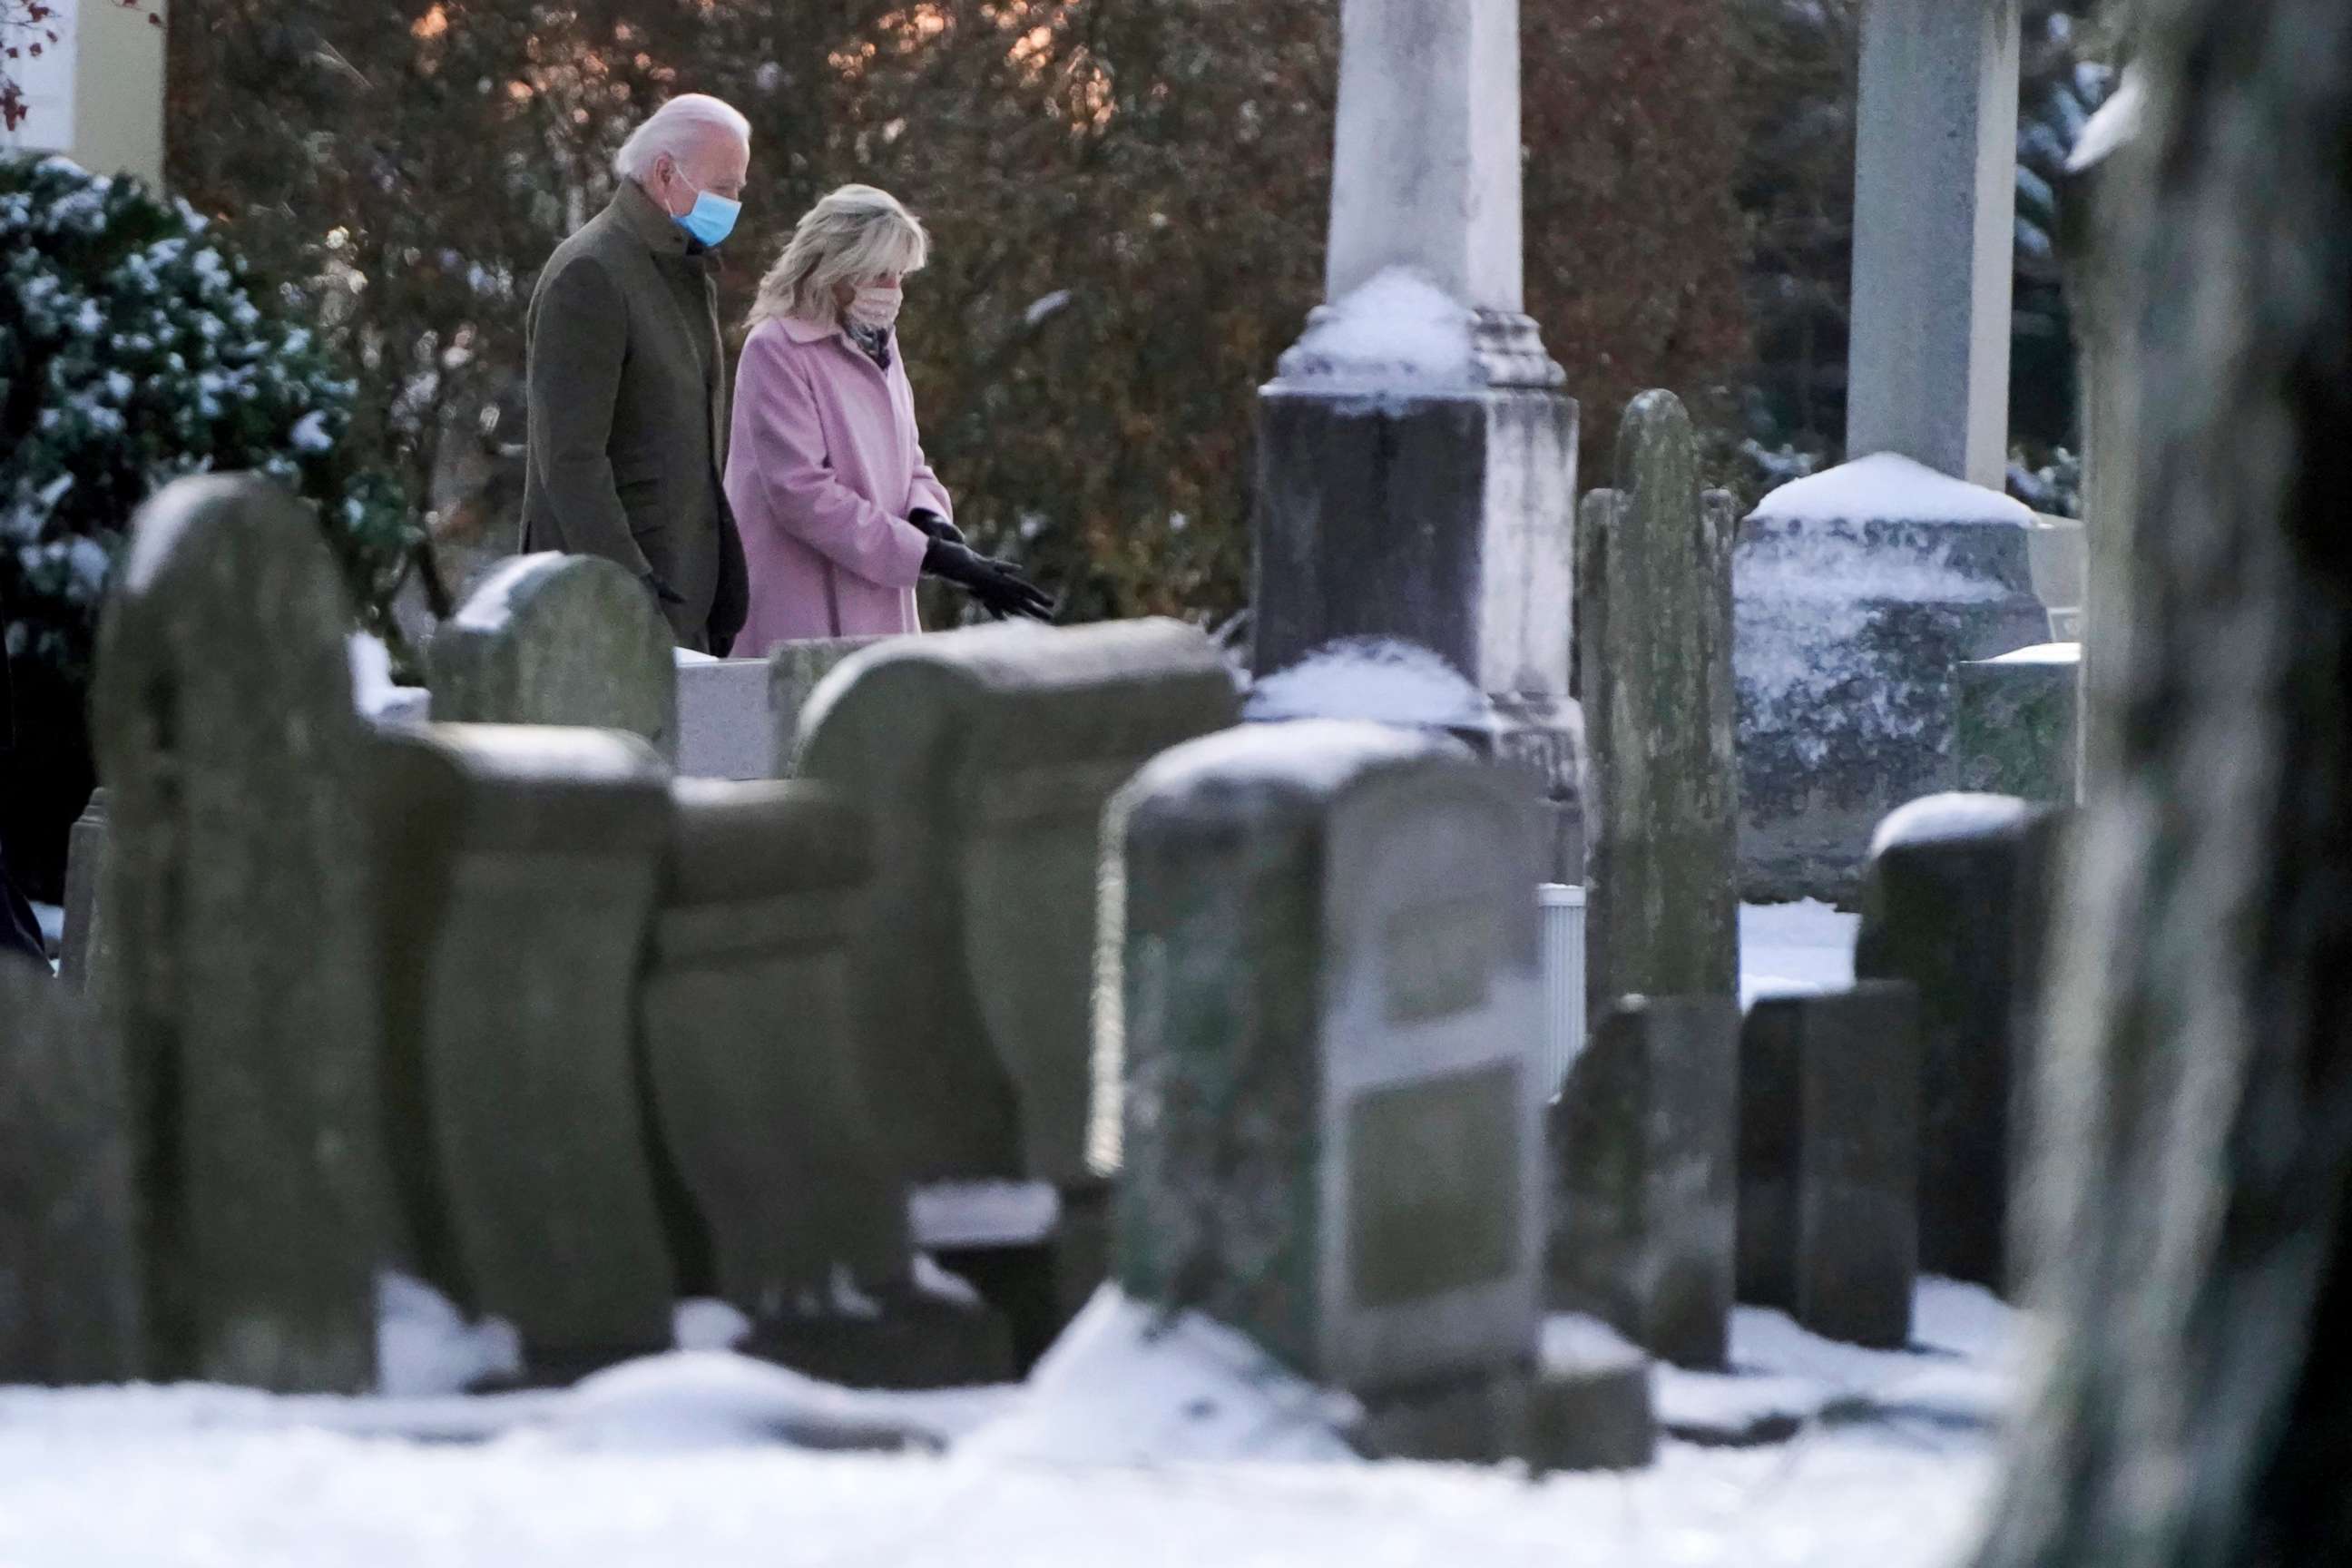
638,778 -> 1013,1387
370,723 -> 678,1374
1548,995 -> 1740,1369
1854,792 -> 2064,1292
56,786 -> 111,995
674,659 -> 778,780
429,553 -> 678,762
1108,720 -> 1544,1405
90,475 -> 387,1392
769,636 -> 884,777
1578,391 -> 1739,1021
1734,458 -> 2052,902
0,954 -> 141,1383
1524,1316 -> 1655,1473
1251,0 -> 1583,880
1737,982 -> 1922,1348
1956,643 -> 2080,803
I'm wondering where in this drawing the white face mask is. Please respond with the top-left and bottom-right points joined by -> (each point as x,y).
846,283 -> 903,332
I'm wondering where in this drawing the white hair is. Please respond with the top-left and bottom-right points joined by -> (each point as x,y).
614,94 -> 751,184
748,185 -> 930,329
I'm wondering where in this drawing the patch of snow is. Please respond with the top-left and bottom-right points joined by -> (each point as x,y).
913,1255 -> 983,1309
545,1353 -> 945,1454
1543,1312 -> 1648,1370
375,1273 -> 522,1397
1990,642 -> 2080,667
1274,267 -> 1477,392
1023,289 -> 1073,328
957,1288 -> 1360,1466
289,410 -> 336,455
1751,454 -> 2034,527
1740,900 -> 1858,1008
910,1181 -> 1063,1250
2068,66 -> 2143,172
674,646 -> 721,665
673,1298 -> 752,1353
1244,638 -> 1487,730
347,632 -> 404,718
1129,720 -> 1462,813
1869,793 -> 2034,859
31,901 -> 64,949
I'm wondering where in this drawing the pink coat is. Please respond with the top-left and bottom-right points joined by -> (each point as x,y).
723,314 -> 951,653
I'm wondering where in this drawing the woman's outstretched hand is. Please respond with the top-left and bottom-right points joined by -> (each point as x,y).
921,536 -> 1056,622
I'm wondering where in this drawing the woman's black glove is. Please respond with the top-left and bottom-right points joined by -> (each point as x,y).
922,538 -> 1055,622
907,507 -> 966,550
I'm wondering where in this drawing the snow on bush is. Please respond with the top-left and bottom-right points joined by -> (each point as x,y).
0,154 -> 414,678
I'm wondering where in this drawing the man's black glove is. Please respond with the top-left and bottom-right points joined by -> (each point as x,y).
907,507 -> 967,550
922,538 -> 1055,622
643,571 -> 687,608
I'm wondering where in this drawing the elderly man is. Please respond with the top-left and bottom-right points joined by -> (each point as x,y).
523,93 -> 751,653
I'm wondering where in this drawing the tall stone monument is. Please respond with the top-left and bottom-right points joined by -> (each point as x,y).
1251,0 -> 1580,874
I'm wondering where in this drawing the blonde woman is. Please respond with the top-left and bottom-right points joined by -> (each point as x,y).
725,184 -> 1051,651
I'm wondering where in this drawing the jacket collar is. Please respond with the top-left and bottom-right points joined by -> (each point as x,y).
778,312 -> 842,345
611,178 -> 694,259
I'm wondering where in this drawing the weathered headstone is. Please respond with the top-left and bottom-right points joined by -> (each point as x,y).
1524,1316 -> 1655,1473
1955,643 -> 2081,802
429,553 -> 678,762
56,786 -> 111,995
1854,792 -> 2063,1292
1109,720 -> 1544,1405
0,954 -> 141,1383
370,722 -> 678,1375
91,475 -> 387,1391
1737,982 -> 1923,1348
674,659 -> 779,780
1548,995 -> 1740,1369
1578,391 -> 1740,1021
1734,458 -> 2053,902
637,778 -> 1012,1387
1847,0 -> 2023,489
769,636 -> 884,777
1251,0 -> 1583,880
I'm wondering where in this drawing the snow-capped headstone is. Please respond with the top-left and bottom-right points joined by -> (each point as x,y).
430,552 -> 679,763
1107,721 -> 1545,1416
1577,392 -> 1740,1022
1252,0 -> 1581,881
1847,0 -> 2021,489
0,952 -> 141,1384
1734,456 -> 2051,902
1524,1315 -> 1656,1473
56,786 -> 111,999
91,475 -> 387,1392
1548,995 -> 1740,1369
769,635 -> 885,776
1736,982 -> 1923,1349
673,658 -> 777,779
369,722 -> 678,1377
636,779 -> 1012,1387
1854,793 -> 2065,1293
1955,643 -> 2080,802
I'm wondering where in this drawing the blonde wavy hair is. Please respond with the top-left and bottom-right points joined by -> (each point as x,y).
748,185 -> 930,329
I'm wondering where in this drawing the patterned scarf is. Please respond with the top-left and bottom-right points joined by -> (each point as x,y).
845,320 -> 894,371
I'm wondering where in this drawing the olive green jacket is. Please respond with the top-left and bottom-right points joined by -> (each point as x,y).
520,181 -> 748,652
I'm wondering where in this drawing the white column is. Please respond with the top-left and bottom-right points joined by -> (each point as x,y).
1845,0 -> 2020,489
1324,0 -> 1524,313
0,0 -> 167,189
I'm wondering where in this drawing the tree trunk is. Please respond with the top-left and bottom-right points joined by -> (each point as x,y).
1975,1 -> 2352,1563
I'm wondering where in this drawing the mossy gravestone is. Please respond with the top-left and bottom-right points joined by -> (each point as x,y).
430,553 -> 679,763
794,621 -> 1239,1190
1548,995 -> 1740,1369
1107,720 -> 1545,1399
1578,390 -> 1740,1022
371,723 -> 677,1374
1955,644 -> 2079,803
92,475 -> 387,1392
1736,982 -> 1923,1348
0,955 -> 141,1383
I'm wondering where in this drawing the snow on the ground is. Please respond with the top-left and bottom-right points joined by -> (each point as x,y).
1750,453 -> 2034,526
31,900 -> 63,949
1740,899 -> 1859,1009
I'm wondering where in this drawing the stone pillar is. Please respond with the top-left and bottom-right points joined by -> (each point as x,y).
91,475 -> 387,1392
1847,0 -> 2022,489
1108,720 -> 1545,1413
1251,0 -> 1580,874
1577,392 -> 1739,1021
429,553 -> 679,764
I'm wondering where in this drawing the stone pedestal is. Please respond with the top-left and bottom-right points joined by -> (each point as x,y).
1734,459 -> 2052,903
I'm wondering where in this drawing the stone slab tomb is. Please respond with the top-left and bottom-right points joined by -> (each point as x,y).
1737,982 -> 1923,1348
0,955 -> 140,1384
90,475 -> 388,1393
640,777 -> 1011,1387
1107,720 -> 1545,1407
673,659 -> 779,781
1578,390 -> 1740,1020
371,723 -> 678,1377
429,552 -> 678,762
1549,995 -> 1740,1369
1855,793 -> 2065,1292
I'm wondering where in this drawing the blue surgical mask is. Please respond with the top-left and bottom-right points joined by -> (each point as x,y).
672,174 -> 741,249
